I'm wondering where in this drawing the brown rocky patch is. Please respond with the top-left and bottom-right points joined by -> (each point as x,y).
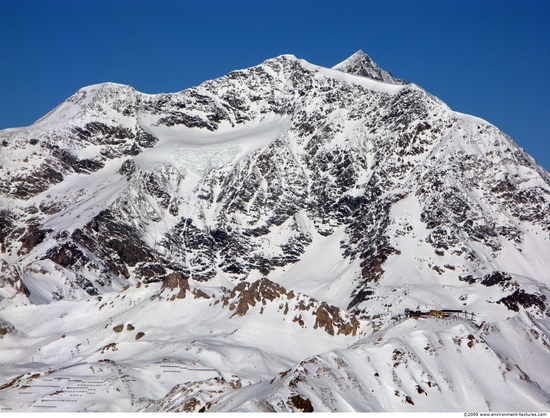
289,394 -> 314,412
313,302 -> 359,336
161,272 -> 189,299
0,321 -> 15,337
100,343 -> 118,354
223,277 -> 288,316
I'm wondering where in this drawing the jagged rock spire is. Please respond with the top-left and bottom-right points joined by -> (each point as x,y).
332,50 -> 405,84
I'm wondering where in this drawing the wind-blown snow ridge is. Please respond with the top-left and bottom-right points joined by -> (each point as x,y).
301,58 -> 406,94
0,51 -> 549,412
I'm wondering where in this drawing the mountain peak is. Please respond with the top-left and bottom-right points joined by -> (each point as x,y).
332,50 -> 404,84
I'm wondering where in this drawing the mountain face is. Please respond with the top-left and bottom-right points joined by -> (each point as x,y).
0,52 -> 549,412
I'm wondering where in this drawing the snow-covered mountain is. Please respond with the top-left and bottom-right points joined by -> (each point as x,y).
0,51 -> 549,412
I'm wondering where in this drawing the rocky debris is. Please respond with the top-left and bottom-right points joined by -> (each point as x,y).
73,121 -> 133,144
45,242 -> 86,268
118,159 -> 138,177
417,134 -> 550,262
142,88 -> 230,130
87,210 -> 153,267
0,372 -> 42,391
347,288 -> 375,310
0,320 -> 15,337
192,288 -> 211,299
0,84 -> 162,203
113,324 -> 124,333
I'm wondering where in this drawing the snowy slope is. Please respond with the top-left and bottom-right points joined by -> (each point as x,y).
204,314 -> 550,412
0,51 -> 549,412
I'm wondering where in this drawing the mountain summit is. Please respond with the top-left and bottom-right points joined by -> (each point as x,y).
332,50 -> 404,84
0,52 -> 549,412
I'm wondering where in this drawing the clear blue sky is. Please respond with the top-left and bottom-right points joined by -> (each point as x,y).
1,0 -> 549,170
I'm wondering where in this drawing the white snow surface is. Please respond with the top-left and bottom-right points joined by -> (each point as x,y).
1,51 -> 549,412
136,113 -> 290,176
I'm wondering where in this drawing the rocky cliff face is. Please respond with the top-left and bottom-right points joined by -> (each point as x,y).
0,52 -> 549,412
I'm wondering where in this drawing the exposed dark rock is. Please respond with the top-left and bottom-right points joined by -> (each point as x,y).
45,242 -> 83,268
134,264 -> 166,281
289,395 -> 314,412
87,210 -> 154,267
10,165 -> 64,199
459,275 -> 477,285
19,224 -> 52,254
498,290 -> 547,315
347,288 -> 375,310
157,113 -> 217,131
481,271 -> 512,287
82,121 -> 134,142
118,159 -> 138,177
135,127 -> 158,148
0,210 -> 16,252
50,146 -> 104,173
